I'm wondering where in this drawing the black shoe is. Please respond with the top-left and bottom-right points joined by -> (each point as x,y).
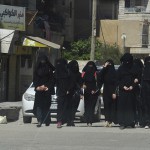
37,122 -> 41,127
45,123 -> 50,126
119,126 -> 126,130
87,123 -> 92,127
71,122 -> 75,126
66,123 -> 72,126
131,124 -> 135,128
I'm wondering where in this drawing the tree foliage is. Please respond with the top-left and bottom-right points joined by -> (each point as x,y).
63,38 -> 122,64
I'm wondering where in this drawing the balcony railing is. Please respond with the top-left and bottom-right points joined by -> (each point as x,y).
124,6 -> 146,13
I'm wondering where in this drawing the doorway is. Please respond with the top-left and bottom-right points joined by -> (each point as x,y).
0,55 -> 8,102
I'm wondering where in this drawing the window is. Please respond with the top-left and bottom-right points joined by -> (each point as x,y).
3,0 -> 11,5
125,0 -> 130,8
135,0 -> 142,6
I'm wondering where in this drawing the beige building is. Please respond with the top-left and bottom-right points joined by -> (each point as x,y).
99,0 -> 150,54
98,20 -> 143,53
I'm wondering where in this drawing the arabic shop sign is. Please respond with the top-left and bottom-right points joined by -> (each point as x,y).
0,5 -> 25,31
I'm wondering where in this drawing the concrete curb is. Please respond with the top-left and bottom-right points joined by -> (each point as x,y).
0,101 -> 22,122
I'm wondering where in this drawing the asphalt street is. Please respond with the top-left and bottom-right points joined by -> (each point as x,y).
0,115 -> 150,150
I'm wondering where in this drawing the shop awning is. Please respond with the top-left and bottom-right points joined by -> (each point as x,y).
23,36 -> 61,49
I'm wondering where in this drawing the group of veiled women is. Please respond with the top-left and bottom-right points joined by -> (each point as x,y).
32,52 -> 150,129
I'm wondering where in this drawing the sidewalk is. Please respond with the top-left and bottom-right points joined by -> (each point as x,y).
0,101 -> 22,122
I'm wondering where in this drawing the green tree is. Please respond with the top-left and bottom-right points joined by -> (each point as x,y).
63,38 -> 122,64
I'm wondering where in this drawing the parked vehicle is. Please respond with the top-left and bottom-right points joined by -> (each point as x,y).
22,83 -> 102,123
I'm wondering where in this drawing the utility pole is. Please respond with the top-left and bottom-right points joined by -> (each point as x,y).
90,0 -> 97,61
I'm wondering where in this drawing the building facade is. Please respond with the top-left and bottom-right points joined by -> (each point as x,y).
99,0 -> 150,55
118,0 -> 150,54
0,0 -> 62,102
0,0 -> 119,102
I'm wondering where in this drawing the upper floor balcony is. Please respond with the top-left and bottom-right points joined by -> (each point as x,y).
124,6 -> 147,13
119,6 -> 150,20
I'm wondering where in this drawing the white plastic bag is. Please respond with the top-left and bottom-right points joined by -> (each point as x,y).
77,98 -> 85,115
77,88 -> 85,115
0,116 -> 7,124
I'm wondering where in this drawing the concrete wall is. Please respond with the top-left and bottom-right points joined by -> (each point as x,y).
119,20 -> 142,48
98,20 -> 119,46
98,20 -> 143,53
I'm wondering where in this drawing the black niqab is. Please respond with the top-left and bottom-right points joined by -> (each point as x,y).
133,58 -> 144,69
133,58 -> 144,82
105,59 -> 114,66
143,56 -> 150,80
68,60 -> 79,73
34,54 -> 55,77
82,61 -> 97,82
120,53 -> 133,68
55,58 -> 69,79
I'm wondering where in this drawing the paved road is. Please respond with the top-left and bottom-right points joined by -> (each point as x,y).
0,116 -> 150,150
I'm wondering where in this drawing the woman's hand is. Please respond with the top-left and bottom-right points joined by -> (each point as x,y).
123,86 -> 133,91
112,94 -> 117,100
45,87 -> 48,91
80,95 -> 84,99
36,86 -> 41,91
83,84 -> 87,89
103,62 -> 110,68
128,86 -> 133,91
91,90 -> 95,94
123,86 -> 128,91
36,85 -> 48,91
134,78 -> 138,83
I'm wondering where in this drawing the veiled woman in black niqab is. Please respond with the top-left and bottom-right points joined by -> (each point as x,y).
54,58 -> 70,128
133,58 -> 144,126
117,53 -> 137,129
82,61 -> 99,126
97,59 -> 117,127
140,56 -> 150,128
65,60 -> 83,126
33,54 -> 55,127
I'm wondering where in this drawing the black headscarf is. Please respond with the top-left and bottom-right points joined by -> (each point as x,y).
133,58 -> 144,81
55,58 -> 69,79
82,61 -> 97,81
35,54 -> 54,77
143,56 -> 150,80
100,59 -> 116,83
133,58 -> 144,69
68,60 -> 79,73
104,59 -> 115,71
105,59 -> 114,66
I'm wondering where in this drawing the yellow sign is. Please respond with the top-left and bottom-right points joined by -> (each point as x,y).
23,38 -> 47,47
